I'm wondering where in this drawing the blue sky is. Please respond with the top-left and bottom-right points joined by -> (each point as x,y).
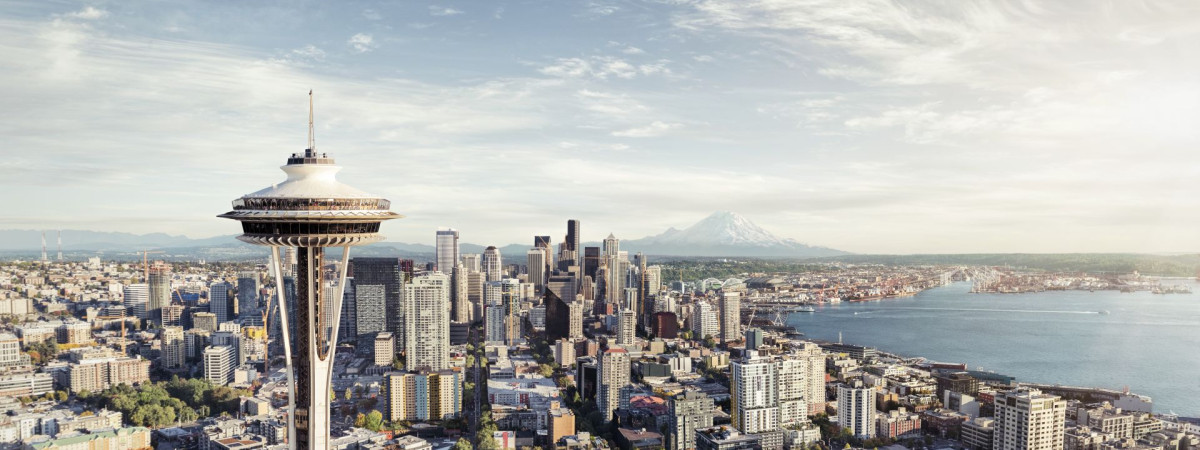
2,0 -> 1198,253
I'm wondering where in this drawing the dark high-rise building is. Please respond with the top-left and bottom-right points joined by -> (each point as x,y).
218,93 -> 401,449
935,372 -> 980,400
545,290 -> 572,342
399,259 -> 415,282
566,219 -> 581,252
652,312 -> 679,339
576,356 -> 599,401
351,258 -> 404,350
535,235 -> 552,250
583,246 -> 601,280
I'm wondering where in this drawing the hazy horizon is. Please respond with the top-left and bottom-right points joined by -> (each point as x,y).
3,1 -> 1198,254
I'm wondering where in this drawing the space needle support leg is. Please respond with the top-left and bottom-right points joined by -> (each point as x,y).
326,246 -> 351,409
271,246 -> 298,450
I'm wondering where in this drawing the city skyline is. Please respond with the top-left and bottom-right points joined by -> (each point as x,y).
2,1 -> 1199,254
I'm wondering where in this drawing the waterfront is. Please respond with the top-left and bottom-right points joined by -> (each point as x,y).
789,280 -> 1200,416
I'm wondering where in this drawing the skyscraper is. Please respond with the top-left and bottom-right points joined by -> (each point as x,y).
124,284 -> 149,321
993,388 -> 1066,450
451,265 -> 471,323
482,246 -> 502,282
218,92 -> 400,450
203,345 -> 235,386
238,271 -> 261,325
718,291 -> 741,344
731,350 -> 779,434
566,219 -> 580,253
691,301 -> 718,340
435,228 -> 459,275
404,272 -> 450,371
160,326 -> 186,370
616,307 -> 635,346
208,281 -> 232,324
527,249 -> 547,292
598,348 -> 630,423
837,383 -> 876,439
583,246 -> 601,281
603,233 -> 619,257
352,258 -> 404,351
668,390 -> 715,450
460,254 -> 481,273
147,262 -> 171,326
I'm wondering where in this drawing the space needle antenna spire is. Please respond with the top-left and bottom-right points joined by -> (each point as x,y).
307,90 -> 315,152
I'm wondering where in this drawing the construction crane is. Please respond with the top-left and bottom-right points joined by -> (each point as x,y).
138,250 -> 164,281
95,315 -> 133,355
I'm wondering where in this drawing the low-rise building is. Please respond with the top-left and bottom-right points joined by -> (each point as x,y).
877,408 -> 922,438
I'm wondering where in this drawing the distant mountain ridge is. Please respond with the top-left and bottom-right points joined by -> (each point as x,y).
0,212 -> 846,259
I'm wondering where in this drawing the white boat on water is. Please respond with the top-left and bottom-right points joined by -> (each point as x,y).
826,297 -> 842,304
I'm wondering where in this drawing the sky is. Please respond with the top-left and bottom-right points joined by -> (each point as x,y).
2,0 -> 1198,254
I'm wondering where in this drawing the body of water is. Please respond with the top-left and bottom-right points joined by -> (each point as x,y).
788,280 -> 1200,416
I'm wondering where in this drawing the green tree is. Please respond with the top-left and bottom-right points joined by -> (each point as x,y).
453,437 -> 473,450
364,410 -> 384,431
354,413 -> 366,428
178,406 -> 199,423
54,390 -> 68,402
345,388 -> 354,401
537,363 -> 555,378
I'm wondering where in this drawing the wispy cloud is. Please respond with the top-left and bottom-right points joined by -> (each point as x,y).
430,6 -> 464,16
67,6 -> 108,20
612,121 -> 681,137
539,56 -> 671,80
347,33 -> 376,53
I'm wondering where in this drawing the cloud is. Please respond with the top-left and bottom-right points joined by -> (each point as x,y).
347,33 -> 376,53
539,56 -> 671,80
622,46 -> 644,55
67,6 -> 108,20
430,6 -> 464,16
692,54 -> 714,62
291,45 -> 325,60
612,121 -> 680,137
362,9 -> 382,21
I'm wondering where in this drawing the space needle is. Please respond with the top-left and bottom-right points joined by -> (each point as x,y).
219,92 -> 400,449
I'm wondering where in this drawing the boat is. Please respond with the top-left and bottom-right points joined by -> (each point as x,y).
795,306 -> 815,313
1098,310 -> 1110,315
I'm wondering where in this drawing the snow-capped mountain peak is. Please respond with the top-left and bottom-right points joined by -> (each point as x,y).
622,211 -> 847,257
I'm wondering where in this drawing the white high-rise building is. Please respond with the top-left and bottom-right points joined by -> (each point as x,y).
603,234 -> 619,257
460,254 -> 481,273
403,272 -> 450,371
993,388 -> 1066,450
719,291 -> 741,344
691,301 -> 718,340
203,345 -> 235,386
838,384 -> 876,438
124,284 -> 149,321
731,350 -> 780,434
598,348 -> 630,424
451,265 -> 471,323
616,308 -> 635,346
482,246 -> 503,282
526,249 -> 547,291
208,281 -> 232,324
792,342 -> 827,415
160,326 -> 186,370
436,229 -> 459,275
645,265 -> 662,298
